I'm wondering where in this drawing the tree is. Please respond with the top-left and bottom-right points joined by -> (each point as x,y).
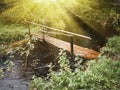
0,0 -> 16,13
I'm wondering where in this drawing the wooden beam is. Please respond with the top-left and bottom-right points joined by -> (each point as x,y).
27,23 -> 31,36
25,21 -> 92,40
70,36 -> 74,53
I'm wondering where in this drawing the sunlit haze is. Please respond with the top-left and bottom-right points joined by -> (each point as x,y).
0,0 -> 95,30
33,0 -> 57,3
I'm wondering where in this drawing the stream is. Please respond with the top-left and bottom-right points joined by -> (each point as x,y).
0,41 -> 60,90
0,54 -> 29,90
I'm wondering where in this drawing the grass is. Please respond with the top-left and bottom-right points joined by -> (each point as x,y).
0,23 -> 26,44
0,23 -> 40,45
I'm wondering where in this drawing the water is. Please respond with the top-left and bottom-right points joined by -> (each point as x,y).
0,54 -> 29,90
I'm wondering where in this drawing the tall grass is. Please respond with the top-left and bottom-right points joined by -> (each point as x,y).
0,23 -> 27,45
0,23 -> 40,45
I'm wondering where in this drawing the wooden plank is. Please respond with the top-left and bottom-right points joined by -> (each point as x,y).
33,34 -> 100,60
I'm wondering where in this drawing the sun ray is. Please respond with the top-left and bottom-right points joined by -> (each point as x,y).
0,0 -> 97,31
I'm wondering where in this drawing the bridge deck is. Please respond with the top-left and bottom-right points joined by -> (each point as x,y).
33,34 -> 100,60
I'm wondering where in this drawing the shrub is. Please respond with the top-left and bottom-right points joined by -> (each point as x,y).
30,51 -> 84,90
101,35 -> 120,60
30,50 -> 120,90
84,56 -> 120,90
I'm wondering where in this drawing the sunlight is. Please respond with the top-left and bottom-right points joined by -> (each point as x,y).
0,0 -> 80,30
33,0 -> 57,3
0,0 -> 92,30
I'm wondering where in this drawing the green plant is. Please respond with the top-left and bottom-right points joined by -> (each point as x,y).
30,49 -> 120,90
83,56 -> 120,90
101,35 -> 120,60
0,59 -> 14,79
0,23 -> 27,45
30,50 -> 80,90
13,36 -> 37,69
29,51 -> 80,90
113,18 -> 120,32
0,69 -> 4,78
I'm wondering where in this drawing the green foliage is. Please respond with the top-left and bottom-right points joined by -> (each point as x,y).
101,35 -> 120,59
14,36 -> 37,56
1,0 -> 119,32
72,0 -> 116,21
29,49 -> 120,90
0,60 -> 14,79
0,0 -> 16,13
113,18 -> 120,32
30,51 -> 82,90
0,23 -> 26,45
84,56 -> 120,89
3,60 -> 14,71
0,69 -> 4,78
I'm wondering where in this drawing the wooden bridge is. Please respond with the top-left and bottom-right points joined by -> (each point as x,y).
25,21 -> 100,60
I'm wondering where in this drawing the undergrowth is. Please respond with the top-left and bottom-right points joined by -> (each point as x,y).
101,35 -> 120,60
30,35 -> 120,90
0,58 -> 14,78
0,23 -> 27,45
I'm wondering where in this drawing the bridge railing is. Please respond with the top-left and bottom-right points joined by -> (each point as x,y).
25,20 -> 92,53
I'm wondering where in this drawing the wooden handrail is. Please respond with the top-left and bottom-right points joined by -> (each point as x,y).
40,30 -> 73,36
25,21 -> 92,40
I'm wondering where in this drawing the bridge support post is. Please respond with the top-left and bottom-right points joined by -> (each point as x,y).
70,36 -> 74,54
42,32 -> 45,42
27,23 -> 31,37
